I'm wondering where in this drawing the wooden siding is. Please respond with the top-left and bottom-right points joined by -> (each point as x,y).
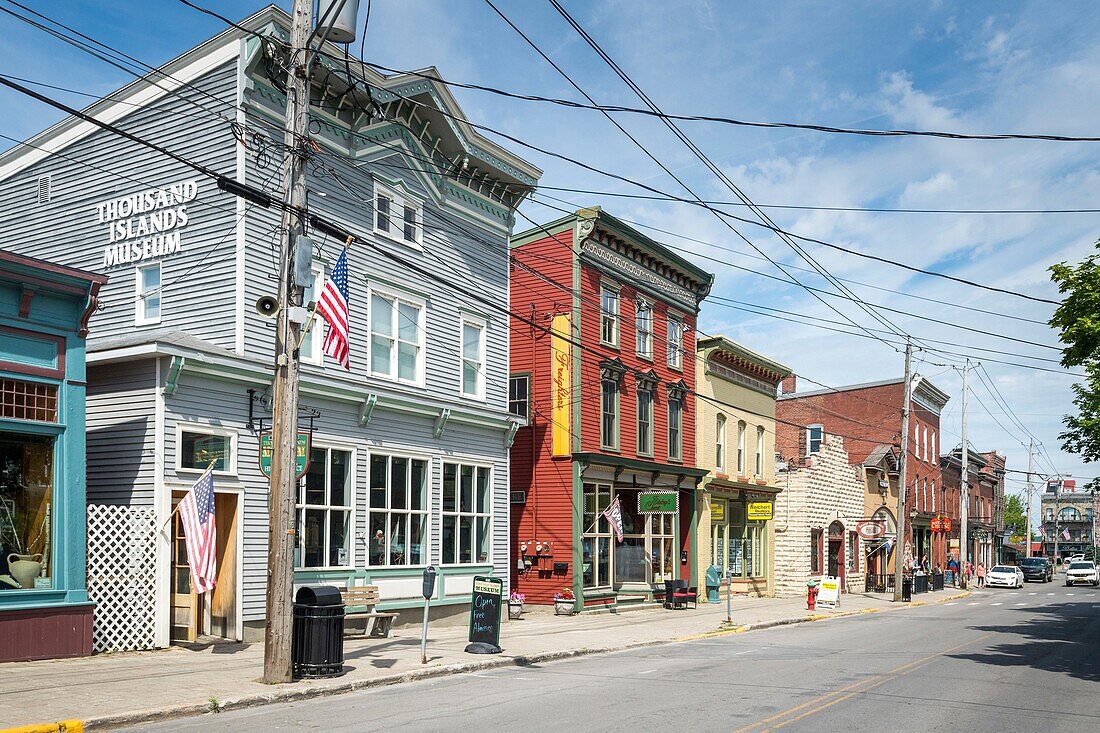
86,361 -> 157,506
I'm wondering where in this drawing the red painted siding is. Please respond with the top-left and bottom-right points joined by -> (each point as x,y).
0,604 -> 93,662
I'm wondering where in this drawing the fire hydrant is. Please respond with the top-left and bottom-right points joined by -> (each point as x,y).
806,580 -> 820,610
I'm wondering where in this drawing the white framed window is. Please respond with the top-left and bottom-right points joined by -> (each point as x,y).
667,316 -> 684,370
637,386 -> 653,457
715,414 -> 726,472
635,298 -> 653,359
296,445 -> 354,569
600,283 -> 619,347
176,424 -> 236,475
374,181 -> 421,248
136,263 -> 161,325
300,264 -> 324,365
931,429 -> 937,462
442,462 -> 492,565
807,424 -> 823,454
461,315 -> 487,400
737,420 -> 747,474
668,396 -> 683,461
508,374 -> 530,418
922,426 -> 929,463
368,453 -> 429,567
601,377 -> 620,450
914,421 -> 922,460
369,287 -> 425,385
755,426 -> 765,478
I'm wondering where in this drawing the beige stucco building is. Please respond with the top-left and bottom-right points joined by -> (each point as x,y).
694,337 -> 790,599
773,434 -> 867,598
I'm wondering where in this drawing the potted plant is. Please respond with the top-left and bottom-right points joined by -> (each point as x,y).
553,587 -> 575,616
508,590 -> 525,619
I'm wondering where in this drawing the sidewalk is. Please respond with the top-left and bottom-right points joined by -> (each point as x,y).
0,588 -> 966,731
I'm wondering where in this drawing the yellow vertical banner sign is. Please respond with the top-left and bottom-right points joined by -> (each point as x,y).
550,313 -> 572,456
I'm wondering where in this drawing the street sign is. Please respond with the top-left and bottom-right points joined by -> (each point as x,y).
258,430 -> 311,480
857,521 -> 885,540
638,491 -> 679,514
467,576 -> 503,650
747,501 -> 773,521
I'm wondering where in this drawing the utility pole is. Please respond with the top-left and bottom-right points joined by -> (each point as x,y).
264,0 -> 313,684
1025,440 -> 1035,558
893,341 -> 913,602
959,360 -> 969,588
1054,476 -> 1061,563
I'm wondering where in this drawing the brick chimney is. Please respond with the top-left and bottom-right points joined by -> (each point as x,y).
780,374 -> 796,395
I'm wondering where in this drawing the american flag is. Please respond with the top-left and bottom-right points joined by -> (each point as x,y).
317,247 -> 351,370
1062,527 -> 1071,541
179,468 -> 217,594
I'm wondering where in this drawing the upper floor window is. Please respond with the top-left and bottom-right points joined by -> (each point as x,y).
136,263 -> 161,325
635,298 -> 653,359
737,420 -> 746,474
807,424 -> 823,455
755,426 -> 765,478
715,414 -> 726,472
601,377 -> 620,450
370,289 -> 424,384
300,263 -> 324,365
637,386 -> 654,457
508,374 -> 530,419
667,396 -> 683,461
922,426 -> 929,463
374,182 -> 421,248
600,284 -> 619,347
667,316 -> 684,370
461,316 -> 486,400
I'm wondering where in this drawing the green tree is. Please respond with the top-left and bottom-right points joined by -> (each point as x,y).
1003,494 -> 1027,538
1049,240 -> 1100,488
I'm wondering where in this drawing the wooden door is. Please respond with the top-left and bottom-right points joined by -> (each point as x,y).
209,493 -> 238,639
170,497 -> 201,642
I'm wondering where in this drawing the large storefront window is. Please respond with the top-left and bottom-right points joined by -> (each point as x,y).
442,463 -> 491,564
296,447 -> 352,569
582,483 -> 612,589
368,454 -> 428,566
609,488 -> 679,586
0,432 -> 54,590
710,499 -> 767,579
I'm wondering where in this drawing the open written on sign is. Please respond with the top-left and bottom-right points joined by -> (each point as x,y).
468,576 -> 503,648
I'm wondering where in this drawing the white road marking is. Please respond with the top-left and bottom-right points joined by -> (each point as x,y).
639,669 -> 658,675
1047,593 -> 1056,596
1028,592 -> 1037,596
991,602 -> 1003,606
1015,602 -> 1027,605
945,602 -> 957,606
967,602 -> 980,606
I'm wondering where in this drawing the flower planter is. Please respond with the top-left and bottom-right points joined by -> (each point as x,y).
553,599 -> 575,616
508,601 -> 524,620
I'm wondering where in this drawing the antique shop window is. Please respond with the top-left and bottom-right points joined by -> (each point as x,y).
135,262 -> 161,325
370,289 -> 424,384
368,454 -> 428,566
296,447 -> 352,569
0,431 -> 54,590
179,429 -> 234,473
600,284 -> 619,347
442,463 -> 491,564
582,482 -> 612,589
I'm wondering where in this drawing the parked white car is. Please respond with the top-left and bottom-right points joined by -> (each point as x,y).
985,565 -> 1025,589
1065,561 -> 1099,587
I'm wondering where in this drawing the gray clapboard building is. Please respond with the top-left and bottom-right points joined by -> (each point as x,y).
0,6 -> 539,647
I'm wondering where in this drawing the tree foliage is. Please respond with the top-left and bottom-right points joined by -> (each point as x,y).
1003,494 -> 1029,538
1049,240 -> 1100,486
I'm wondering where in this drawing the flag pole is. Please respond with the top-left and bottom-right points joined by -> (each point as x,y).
297,235 -> 354,351
159,460 -> 217,531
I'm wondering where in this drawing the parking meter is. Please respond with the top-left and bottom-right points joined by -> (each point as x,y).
422,565 -> 437,599
420,565 -> 437,664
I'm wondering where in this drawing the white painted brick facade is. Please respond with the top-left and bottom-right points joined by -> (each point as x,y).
773,434 -> 867,597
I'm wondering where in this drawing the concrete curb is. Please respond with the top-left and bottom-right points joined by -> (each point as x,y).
67,590 -> 968,730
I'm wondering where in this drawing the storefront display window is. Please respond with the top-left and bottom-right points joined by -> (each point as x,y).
582,482 -> 612,588
368,454 -> 428,566
0,431 -> 55,590
711,499 -> 768,580
296,447 -> 352,569
442,462 -> 491,564
180,431 -> 231,472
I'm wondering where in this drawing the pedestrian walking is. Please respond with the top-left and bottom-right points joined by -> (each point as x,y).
947,556 -> 959,587
976,562 -> 986,588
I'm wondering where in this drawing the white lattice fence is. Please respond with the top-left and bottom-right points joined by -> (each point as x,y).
87,504 -> 158,653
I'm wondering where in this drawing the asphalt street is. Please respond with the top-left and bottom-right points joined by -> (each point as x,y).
125,583 -> 1100,733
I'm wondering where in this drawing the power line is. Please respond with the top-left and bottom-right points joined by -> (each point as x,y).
359,60 -> 1100,143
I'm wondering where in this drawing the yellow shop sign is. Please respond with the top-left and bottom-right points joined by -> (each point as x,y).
746,501 -> 773,521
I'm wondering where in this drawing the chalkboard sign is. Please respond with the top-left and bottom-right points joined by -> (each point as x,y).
468,576 -> 503,648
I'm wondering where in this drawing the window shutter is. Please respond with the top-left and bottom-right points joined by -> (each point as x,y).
37,175 -> 52,203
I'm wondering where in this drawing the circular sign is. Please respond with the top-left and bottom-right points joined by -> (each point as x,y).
857,521 -> 885,540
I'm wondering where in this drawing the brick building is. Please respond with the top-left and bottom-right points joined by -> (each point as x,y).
776,375 -> 951,570
509,207 -> 713,609
772,434 -> 866,597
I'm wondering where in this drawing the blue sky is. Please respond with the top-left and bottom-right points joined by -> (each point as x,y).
2,1 -> 1099,521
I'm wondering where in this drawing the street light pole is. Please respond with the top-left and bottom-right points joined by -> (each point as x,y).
1025,440 -> 1035,558
893,341 -> 913,602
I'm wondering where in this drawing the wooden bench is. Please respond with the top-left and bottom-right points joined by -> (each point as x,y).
340,585 -> 399,638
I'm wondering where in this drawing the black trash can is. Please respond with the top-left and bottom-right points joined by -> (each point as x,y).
292,585 -> 345,679
901,577 -> 912,602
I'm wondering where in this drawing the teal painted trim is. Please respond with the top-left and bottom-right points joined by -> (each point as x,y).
0,331 -> 58,371
0,598 -> 94,612
162,355 -> 185,396
377,596 -> 470,612
439,564 -> 493,576
582,589 -> 616,601
571,460 -> 583,608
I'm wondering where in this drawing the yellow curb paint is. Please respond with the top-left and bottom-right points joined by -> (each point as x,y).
1,721 -> 84,733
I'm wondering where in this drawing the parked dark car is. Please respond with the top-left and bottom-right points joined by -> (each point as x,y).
1018,557 -> 1052,583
